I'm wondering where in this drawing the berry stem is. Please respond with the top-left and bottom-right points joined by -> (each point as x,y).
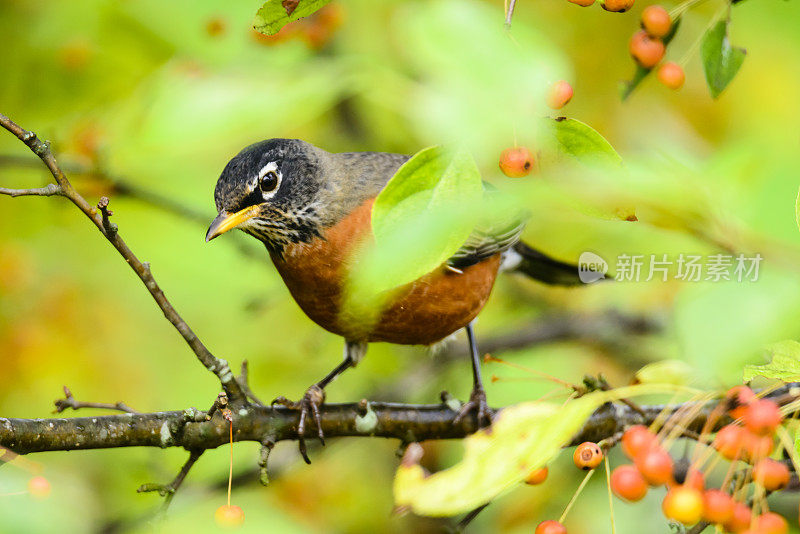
227,420 -> 233,507
558,468 -> 595,524
678,5 -> 727,67
774,425 -> 800,479
484,356 -> 575,388
604,456 -> 616,534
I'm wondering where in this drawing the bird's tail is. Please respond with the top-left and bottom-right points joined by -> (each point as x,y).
502,242 -> 585,286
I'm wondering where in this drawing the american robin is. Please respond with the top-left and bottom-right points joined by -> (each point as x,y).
206,139 -> 580,462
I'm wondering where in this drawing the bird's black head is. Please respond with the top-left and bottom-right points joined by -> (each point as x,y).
206,138 -> 327,252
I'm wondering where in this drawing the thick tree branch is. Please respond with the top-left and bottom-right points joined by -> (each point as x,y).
0,112 -> 244,400
2,384 -> 798,455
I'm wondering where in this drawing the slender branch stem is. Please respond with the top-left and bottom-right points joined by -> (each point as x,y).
0,112 -> 244,400
0,184 -> 62,197
53,386 -> 139,415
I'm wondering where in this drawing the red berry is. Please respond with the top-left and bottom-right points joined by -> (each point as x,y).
573,442 -> 603,470
743,431 -> 774,462
681,468 -> 705,492
610,465 -> 648,501
27,476 -> 51,499
662,486 -> 704,525
602,0 -> 635,12
727,386 -> 756,420
621,425 -> 656,460
755,512 -> 788,534
215,505 -> 245,528
629,30 -> 665,69
724,502 -> 752,533
546,80 -> 574,110
714,424 -> 744,460
525,466 -> 549,485
657,62 -> 685,90
535,520 -> 567,534
753,458 -> 790,491
499,147 -> 536,178
641,5 -> 671,38
702,489 -> 734,525
635,446 -> 674,486
744,399 -> 782,436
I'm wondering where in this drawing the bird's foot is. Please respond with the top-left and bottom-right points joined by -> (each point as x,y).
452,387 -> 493,428
271,384 -> 326,464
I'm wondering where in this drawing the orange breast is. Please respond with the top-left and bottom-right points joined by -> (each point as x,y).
270,200 -> 501,345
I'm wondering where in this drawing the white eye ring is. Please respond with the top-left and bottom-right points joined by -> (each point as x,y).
255,162 -> 281,199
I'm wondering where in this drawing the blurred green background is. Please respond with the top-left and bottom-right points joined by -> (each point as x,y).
1,0 -> 800,532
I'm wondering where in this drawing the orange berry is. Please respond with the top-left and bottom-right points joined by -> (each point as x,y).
629,30 -> 665,69
662,486 -> 704,525
567,0 -> 596,5
621,425 -> 656,460
546,80 -> 574,110
743,431 -> 774,462
602,0 -> 635,12
535,520 -> 567,534
573,442 -> 603,471
755,512 -> 788,534
744,399 -> 782,436
724,502 -> 752,533
641,5 -> 671,38
215,505 -> 245,529
727,386 -> 756,420
525,466 -> 549,485
753,458 -> 790,491
702,489 -> 734,525
27,476 -> 51,499
635,446 -> 674,486
610,465 -> 648,501
672,463 -> 705,492
657,62 -> 685,90
499,147 -> 536,178
714,424 -> 744,460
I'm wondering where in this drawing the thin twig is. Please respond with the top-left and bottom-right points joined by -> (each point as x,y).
504,0 -> 518,28
138,449 -> 204,511
53,386 -> 139,414
0,184 -> 62,197
0,112 -> 244,401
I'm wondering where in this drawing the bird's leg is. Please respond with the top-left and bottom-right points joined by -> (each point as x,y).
452,323 -> 493,427
271,340 -> 367,464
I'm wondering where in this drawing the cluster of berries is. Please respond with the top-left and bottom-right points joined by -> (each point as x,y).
610,386 -> 791,532
566,0 -> 635,13
523,386 -> 794,533
629,6 -> 685,89
496,80 -> 575,179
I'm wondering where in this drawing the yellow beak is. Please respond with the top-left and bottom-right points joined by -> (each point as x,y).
205,206 -> 258,242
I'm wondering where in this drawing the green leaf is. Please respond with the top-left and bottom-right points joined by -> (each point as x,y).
743,340 -> 800,382
795,186 -> 800,233
253,0 -> 331,36
341,146 -> 483,334
394,384 -> 692,516
620,17 -> 682,101
701,19 -> 747,98
547,118 -> 622,166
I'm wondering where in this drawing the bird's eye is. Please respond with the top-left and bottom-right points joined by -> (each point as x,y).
259,171 -> 279,194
